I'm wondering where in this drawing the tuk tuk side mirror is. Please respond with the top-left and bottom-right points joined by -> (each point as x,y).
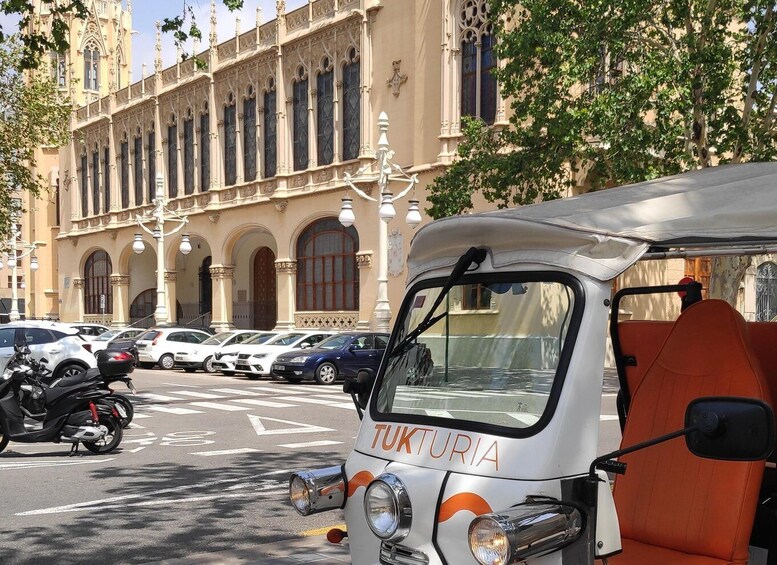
343,369 -> 376,417
685,397 -> 774,461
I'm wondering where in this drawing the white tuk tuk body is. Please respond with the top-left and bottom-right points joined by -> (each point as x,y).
290,163 -> 777,565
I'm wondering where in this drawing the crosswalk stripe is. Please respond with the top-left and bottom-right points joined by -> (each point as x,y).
191,448 -> 261,457
209,388 -> 267,396
229,399 -> 298,408
249,386 -> 306,395
307,387 -> 343,394
507,413 -> 540,425
169,390 -> 226,399
278,440 -> 343,449
131,413 -> 152,419
274,396 -> 355,410
144,405 -> 204,415
425,409 -> 454,417
137,393 -> 183,402
189,402 -> 250,411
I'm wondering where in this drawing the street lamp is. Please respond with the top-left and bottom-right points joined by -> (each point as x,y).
134,173 -> 191,326
340,112 -> 421,332
0,223 -> 43,322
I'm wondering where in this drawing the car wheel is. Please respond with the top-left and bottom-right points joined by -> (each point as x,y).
57,362 -> 86,380
203,356 -> 214,373
158,354 -> 175,370
315,362 -> 338,385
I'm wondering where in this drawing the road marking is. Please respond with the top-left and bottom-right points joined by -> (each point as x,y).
129,447 -> 147,453
0,458 -> 116,470
278,440 -> 343,449
249,386 -> 306,395
425,409 -> 454,417
189,401 -> 250,411
131,414 -> 152,419
506,413 -> 540,425
229,398 -> 298,408
275,396 -> 355,410
396,392 -> 460,400
601,415 -> 620,421
145,405 -> 205,415
163,382 -> 201,388
191,448 -> 262,457
170,390 -> 226,399
209,388 -> 267,396
248,414 -> 334,436
137,393 -> 183,402
308,387 -> 344,394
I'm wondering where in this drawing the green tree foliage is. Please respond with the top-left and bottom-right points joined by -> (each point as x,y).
0,36 -> 71,239
429,0 -> 777,219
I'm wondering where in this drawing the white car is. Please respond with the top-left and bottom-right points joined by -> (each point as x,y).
1,321 -> 97,378
68,323 -> 111,341
174,330 -> 269,373
233,331 -> 336,380
135,327 -> 212,370
211,332 -> 280,375
89,327 -> 146,354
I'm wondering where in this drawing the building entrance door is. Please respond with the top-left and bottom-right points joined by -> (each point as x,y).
253,247 -> 277,330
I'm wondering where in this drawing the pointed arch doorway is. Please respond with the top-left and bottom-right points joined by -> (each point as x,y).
253,247 -> 277,330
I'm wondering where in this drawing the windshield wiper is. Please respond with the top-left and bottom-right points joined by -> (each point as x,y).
389,247 -> 488,358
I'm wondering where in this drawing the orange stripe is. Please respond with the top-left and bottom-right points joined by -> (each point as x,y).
438,493 -> 493,523
347,470 -> 375,497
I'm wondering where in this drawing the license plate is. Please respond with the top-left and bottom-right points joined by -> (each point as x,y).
273,365 -> 285,371
236,365 -> 249,370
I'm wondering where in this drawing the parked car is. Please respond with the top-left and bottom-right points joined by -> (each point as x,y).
272,332 -> 389,385
233,331 -> 337,380
90,327 -> 146,354
1,321 -> 97,378
211,332 -> 280,376
135,327 -> 212,369
68,323 -> 111,341
174,330 -> 268,373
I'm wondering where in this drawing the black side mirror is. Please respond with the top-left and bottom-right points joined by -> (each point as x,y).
685,397 -> 774,461
343,369 -> 376,415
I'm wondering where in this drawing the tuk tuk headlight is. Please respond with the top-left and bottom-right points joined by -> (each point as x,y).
289,466 -> 346,516
468,502 -> 583,565
364,474 -> 412,542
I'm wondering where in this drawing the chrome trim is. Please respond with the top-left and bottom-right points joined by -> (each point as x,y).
379,542 -> 429,565
288,466 -> 346,516
365,473 -> 413,542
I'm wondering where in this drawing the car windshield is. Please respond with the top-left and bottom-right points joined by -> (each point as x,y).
243,333 -> 275,345
268,333 -> 306,346
375,277 -> 578,430
138,331 -> 159,341
203,332 -> 232,345
318,334 -> 352,350
96,330 -> 119,341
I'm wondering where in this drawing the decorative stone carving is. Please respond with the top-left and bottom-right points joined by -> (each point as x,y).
73,277 -> 85,289
273,199 -> 288,212
222,188 -> 237,201
164,271 -> 177,282
388,229 -> 405,277
356,251 -> 373,268
110,274 -> 130,286
275,259 -> 297,273
208,212 -> 220,223
239,185 -> 257,198
387,60 -> 408,97
294,312 -> 358,330
197,193 -> 211,206
182,197 -> 194,209
316,168 -> 334,183
209,265 -> 235,279
261,180 -> 277,195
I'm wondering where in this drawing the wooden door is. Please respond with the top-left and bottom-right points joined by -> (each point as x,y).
253,247 -> 277,330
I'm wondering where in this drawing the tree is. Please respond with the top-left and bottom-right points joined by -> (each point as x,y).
429,0 -> 777,303
0,36 -> 71,239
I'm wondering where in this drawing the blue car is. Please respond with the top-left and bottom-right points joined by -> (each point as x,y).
271,332 -> 389,385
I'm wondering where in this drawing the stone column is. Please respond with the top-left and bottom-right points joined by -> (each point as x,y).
274,259 -> 296,331
164,271 -> 177,325
210,265 -> 235,331
110,274 -> 130,328
355,251 -> 373,330
73,277 -> 85,322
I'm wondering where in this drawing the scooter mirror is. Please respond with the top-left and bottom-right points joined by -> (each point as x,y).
685,397 -> 774,461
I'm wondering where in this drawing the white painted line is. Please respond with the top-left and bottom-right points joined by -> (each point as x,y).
170,390 -> 226,399
0,458 -> 116,470
163,382 -> 201,388
145,405 -> 204,415
191,448 -> 261,457
189,401 -> 250,411
249,386 -> 306,395
137,393 -> 183,402
248,414 -> 334,436
275,396 -> 355,410
278,440 -> 343,449
307,387 -> 343,394
425,409 -> 454,417
229,398 -> 298,408
601,415 -> 620,421
129,447 -> 147,453
127,423 -> 146,429
131,414 -> 152,419
396,392 -> 459,399
209,388 -> 267,396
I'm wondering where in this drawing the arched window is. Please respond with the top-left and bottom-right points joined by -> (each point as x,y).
147,125 -> 156,201
459,0 -> 496,124
224,93 -> 237,185
200,105 -> 210,191
84,42 -> 100,91
293,67 -> 309,171
317,58 -> 334,166
167,114 -> 178,198
756,262 -> 777,322
296,218 -> 359,311
84,250 -> 112,315
263,80 -> 277,178
50,51 -> 66,88
342,48 -> 360,161
243,86 -> 257,181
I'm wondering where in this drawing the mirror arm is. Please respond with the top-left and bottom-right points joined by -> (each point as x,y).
589,426 -> 695,478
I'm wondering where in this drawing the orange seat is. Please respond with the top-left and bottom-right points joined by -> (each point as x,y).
609,300 -> 770,565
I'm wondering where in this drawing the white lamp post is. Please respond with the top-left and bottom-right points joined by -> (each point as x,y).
1,217 -> 43,322
133,173 -> 191,326
340,112 -> 420,332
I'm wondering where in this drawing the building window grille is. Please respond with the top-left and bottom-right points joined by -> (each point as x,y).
91,149 -> 100,215
756,262 -> 777,322
183,117 -> 194,195
167,120 -> 178,198
342,49 -> 360,161
133,135 -> 143,205
224,101 -> 237,185
317,62 -> 334,166
147,129 -> 156,200
80,154 -> 88,217
84,43 -> 100,91
293,69 -> 309,171
200,112 -> 210,191
102,146 -> 110,213
296,217 -> 359,311
84,250 -> 113,315
263,88 -> 277,178
459,0 -> 496,125
120,140 -> 129,209
243,93 -> 257,181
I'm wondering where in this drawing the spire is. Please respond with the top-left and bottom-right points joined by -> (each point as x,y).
209,0 -> 217,48
256,7 -> 263,26
236,17 -> 241,38
154,20 -> 162,72
126,0 -> 132,13
276,1 -> 286,19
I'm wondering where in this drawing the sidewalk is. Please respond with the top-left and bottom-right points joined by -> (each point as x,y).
153,536 -> 351,564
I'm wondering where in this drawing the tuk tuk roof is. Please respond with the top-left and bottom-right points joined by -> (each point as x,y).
408,163 -> 777,283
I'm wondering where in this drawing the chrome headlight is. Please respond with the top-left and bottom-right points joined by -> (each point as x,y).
364,474 -> 412,542
289,466 -> 346,516
468,501 -> 583,565
289,356 -> 308,363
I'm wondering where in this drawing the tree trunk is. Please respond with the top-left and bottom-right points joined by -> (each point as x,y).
707,256 -> 751,307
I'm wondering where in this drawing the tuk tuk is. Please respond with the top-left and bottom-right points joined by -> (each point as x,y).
289,163 -> 777,564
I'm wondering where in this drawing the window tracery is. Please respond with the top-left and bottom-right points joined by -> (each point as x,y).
317,57 -> 334,166
293,66 -> 309,171
91,146 -> 100,215
342,47 -> 360,161
458,0 -> 496,124
224,92 -> 237,185
263,78 -> 277,179
184,108 -> 195,195
80,153 -> 88,217
200,103 -> 210,192
103,146 -> 110,213
243,85 -> 257,181
147,124 -> 156,201
120,135 -> 129,208
167,113 -> 178,198
84,41 -> 100,91
133,128 -> 143,205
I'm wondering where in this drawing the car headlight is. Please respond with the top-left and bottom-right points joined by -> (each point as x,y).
289,356 -> 308,363
364,474 -> 412,542
289,466 -> 346,516
468,502 -> 583,565
251,353 -> 268,358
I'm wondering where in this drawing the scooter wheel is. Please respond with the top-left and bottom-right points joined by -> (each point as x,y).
112,395 -> 134,428
83,415 -> 123,454
0,422 -> 8,454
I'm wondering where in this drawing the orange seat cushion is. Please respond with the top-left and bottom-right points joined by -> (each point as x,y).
612,300 -> 769,564
609,538 -> 734,565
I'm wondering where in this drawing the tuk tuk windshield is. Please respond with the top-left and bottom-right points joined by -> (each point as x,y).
375,277 -> 577,430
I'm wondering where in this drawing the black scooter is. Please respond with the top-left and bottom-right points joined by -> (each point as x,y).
0,347 -> 123,455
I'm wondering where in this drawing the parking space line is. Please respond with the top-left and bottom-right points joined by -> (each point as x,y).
144,406 -> 205,415
274,396 -> 355,410
278,440 -> 343,449
137,393 -> 184,402
191,448 -> 261,457
169,391 -> 226,399
249,386 -> 306,395
229,399 -> 298,408
189,402 -> 250,411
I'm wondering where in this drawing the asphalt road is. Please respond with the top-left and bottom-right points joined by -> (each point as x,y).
0,368 -> 622,565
